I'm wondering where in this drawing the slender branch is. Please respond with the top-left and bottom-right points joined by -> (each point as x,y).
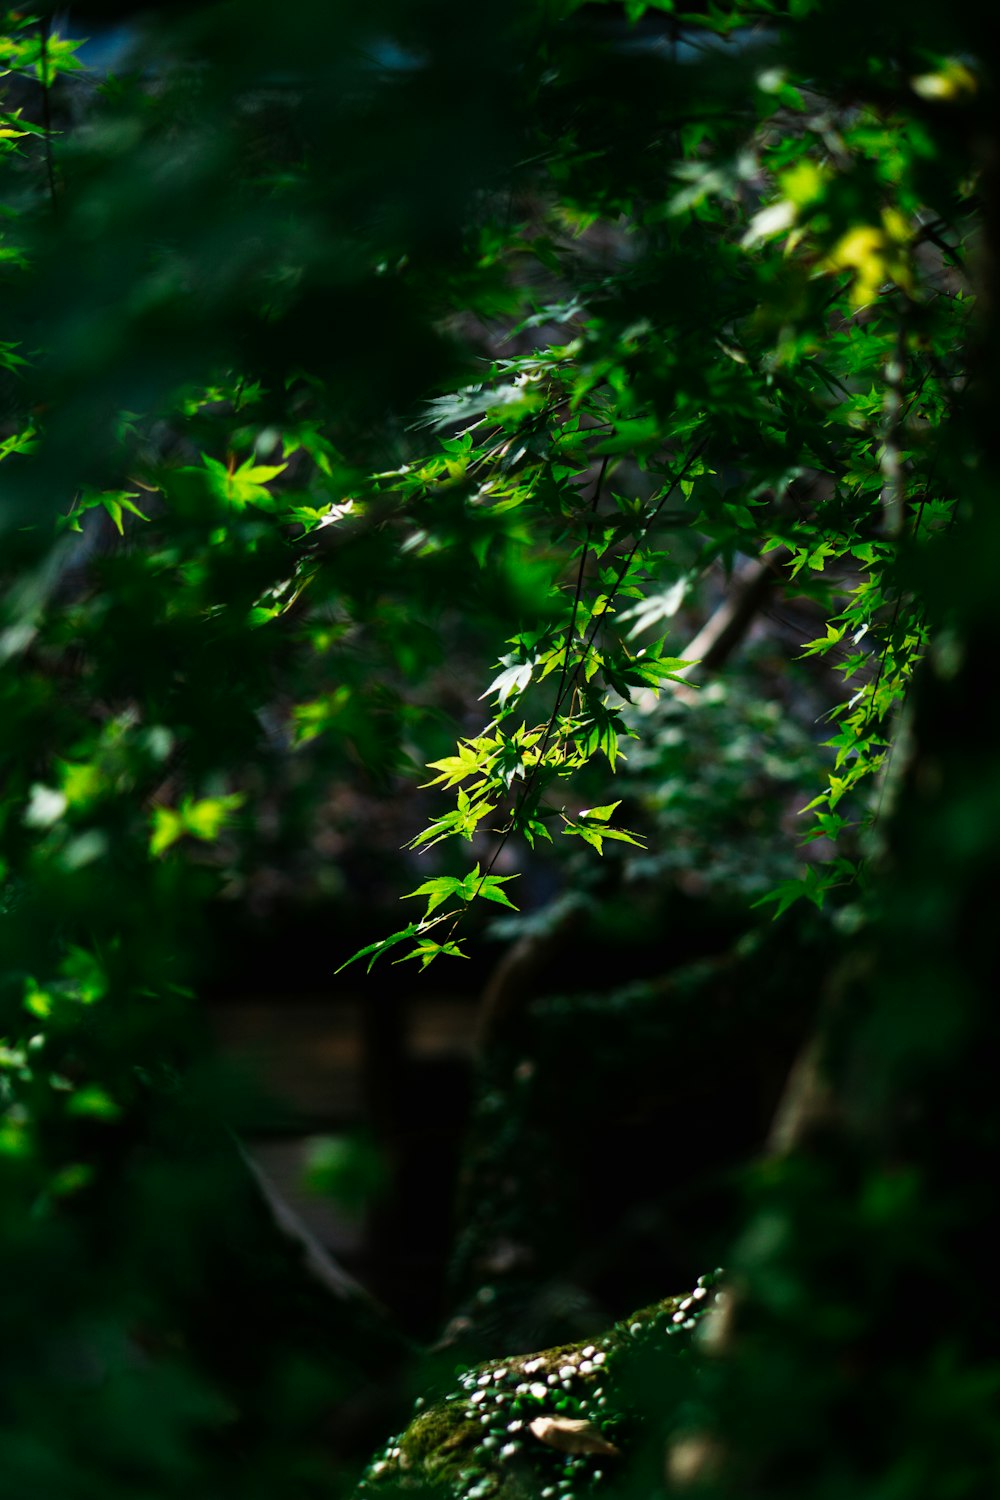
437,437 -> 709,952
469,454 -> 610,899
577,438 -> 709,675
914,219 -> 969,274
536,455 -> 609,766
663,548 -> 788,708
479,437 -> 707,886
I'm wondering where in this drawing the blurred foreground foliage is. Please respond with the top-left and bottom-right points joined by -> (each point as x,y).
1,0 -> 999,1496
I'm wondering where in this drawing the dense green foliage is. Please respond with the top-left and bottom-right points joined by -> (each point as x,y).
1,1 -> 998,1496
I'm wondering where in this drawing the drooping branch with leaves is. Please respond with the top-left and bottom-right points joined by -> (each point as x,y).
336,51 -> 971,964
0,3 -> 994,1498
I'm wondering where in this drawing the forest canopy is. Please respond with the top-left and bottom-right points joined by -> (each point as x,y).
1,2 -> 998,1498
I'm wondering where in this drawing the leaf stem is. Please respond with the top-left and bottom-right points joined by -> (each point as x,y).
537,454 -> 609,766
476,435 -> 707,896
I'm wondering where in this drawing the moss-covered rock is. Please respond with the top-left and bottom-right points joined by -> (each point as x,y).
357,1274 -> 722,1500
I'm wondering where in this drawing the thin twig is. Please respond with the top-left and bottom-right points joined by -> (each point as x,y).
437,436 -> 709,950
535,454 -> 609,767
577,438 -> 709,673
478,437 -> 708,889
469,453 -> 610,900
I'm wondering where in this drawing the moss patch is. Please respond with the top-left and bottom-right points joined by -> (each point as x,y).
358,1275 -> 722,1500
